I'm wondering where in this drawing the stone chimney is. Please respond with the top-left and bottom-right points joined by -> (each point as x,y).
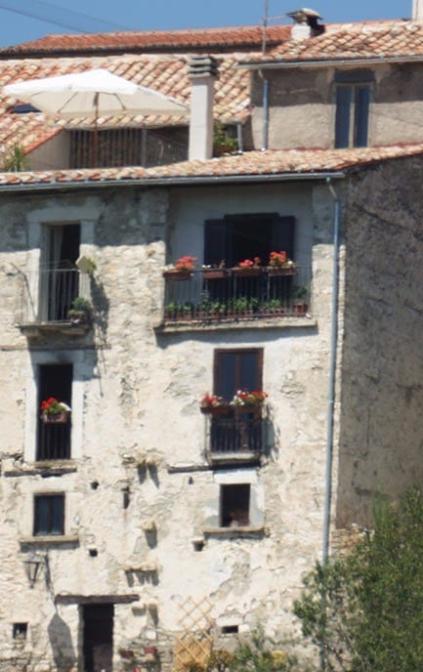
287,8 -> 324,40
413,0 -> 423,19
188,56 -> 218,161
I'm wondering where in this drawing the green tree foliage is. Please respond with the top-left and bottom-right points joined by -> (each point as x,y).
294,488 -> 423,672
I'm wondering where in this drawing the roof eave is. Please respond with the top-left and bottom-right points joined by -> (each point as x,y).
0,171 -> 346,194
240,54 -> 423,70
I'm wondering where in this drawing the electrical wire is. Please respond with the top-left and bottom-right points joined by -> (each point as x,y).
0,0 -> 129,35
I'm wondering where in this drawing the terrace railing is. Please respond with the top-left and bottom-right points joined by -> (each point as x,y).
19,267 -> 90,325
163,266 -> 310,324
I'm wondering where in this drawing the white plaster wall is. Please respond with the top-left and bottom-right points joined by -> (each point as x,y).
0,181 -> 336,671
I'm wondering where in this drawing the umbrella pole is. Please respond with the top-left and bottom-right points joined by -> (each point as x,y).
93,92 -> 99,167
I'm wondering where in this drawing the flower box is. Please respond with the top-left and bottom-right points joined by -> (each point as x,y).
203,269 -> 227,280
41,411 -> 69,424
232,267 -> 262,278
201,405 -> 230,417
163,270 -> 193,281
268,266 -> 296,277
293,302 -> 308,317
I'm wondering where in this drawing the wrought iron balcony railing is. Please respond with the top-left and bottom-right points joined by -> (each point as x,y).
163,266 -> 310,324
206,412 -> 267,460
37,419 -> 71,461
19,267 -> 90,326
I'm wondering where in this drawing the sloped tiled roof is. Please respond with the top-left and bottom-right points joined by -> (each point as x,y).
242,20 -> 423,65
1,144 -> 423,188
0,25 -> 291,58
0,53 -> 252,162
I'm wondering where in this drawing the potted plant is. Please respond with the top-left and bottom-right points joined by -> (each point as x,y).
261,299 -> 285,317
40,397 -> 71,424
202,263 -> 227,280
163,256 -> 197,280
233,257 -> 262,277
292,286 -> 309,316
67,296 -> 92,325
268,251 -> 296,276
213,122 -> 238,157
231,389 -> 268,409
200,393 -> 230,417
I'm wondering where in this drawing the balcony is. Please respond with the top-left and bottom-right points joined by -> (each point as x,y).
205,410 -> 267,464
162,266 -> 310,328
37,419 -> 71,461
19,267 -> 91,339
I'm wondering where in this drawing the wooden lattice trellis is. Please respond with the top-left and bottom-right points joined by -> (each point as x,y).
173,597 -> 214,672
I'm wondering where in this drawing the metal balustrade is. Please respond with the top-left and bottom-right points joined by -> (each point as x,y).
207,413 -> 266,458
163,267 -> 310,324
19,268 -> 90,325
37,419 -> 71,461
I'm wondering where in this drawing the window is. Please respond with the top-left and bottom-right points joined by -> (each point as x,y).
220,484 -> 250,527
40,223 -> 81,322
34,494 -> 65,536
37,364 -> 73,461
334,71 -> 373,149
214,349 -> 263,401
12,623 -> 28,640
204,214 -> 295,268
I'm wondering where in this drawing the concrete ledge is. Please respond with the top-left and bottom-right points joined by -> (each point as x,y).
155,316 -> 317,334
19,321 -> 91,339
203,527 -> 267,539
55,593 -> 140,605
19,535 -> 79,546
3,460 -> 77,477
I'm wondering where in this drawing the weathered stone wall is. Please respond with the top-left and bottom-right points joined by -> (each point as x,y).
336,155 -> 423,527
0,180 -> 337,670
251,63 -> 423,150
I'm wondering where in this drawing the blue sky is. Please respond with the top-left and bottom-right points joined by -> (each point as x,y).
0,0 -> 412,48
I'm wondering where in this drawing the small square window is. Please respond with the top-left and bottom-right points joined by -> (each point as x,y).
34,494 -> 65,536
13,623 -> 28,640
220,484 -> 250,528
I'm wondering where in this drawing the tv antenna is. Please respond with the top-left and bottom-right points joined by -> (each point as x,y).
262,0 -> 287,54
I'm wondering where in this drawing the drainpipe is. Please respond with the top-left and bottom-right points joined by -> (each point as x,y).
262,76 -> 270,150
322,178 -> 341,564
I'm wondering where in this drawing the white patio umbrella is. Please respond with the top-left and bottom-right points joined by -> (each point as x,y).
3,68 -> 187,164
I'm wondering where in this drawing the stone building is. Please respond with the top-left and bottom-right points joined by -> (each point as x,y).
1,7 -> 423,672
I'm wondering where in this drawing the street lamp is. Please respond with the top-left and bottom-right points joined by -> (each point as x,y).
23,552 -> 44,588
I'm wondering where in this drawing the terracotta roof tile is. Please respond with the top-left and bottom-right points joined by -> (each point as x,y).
1,144 -> 423,188
0,25 -> 291,57
0,53 -> 252,163
242,20 -> 423,64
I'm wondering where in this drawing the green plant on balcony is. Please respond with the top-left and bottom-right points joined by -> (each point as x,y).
292,286 -> 309,316
213,122 -> 238,157
67,296 -> 92,325
261,298 -> 285,315
3,144 -> 28,172
165,301 -> 193,320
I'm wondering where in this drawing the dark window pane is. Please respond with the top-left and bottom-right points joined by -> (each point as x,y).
214,350 -> 262,400
354,86 -> 370,147
34,495 -> 64,536
204,219 -> 229,267
50,496 -> 65,535
221,484 -> 250,527
239,352 -> 260,390
271,217 -> 295,260
335,86 -> 352,148
215,352 -> 237,400
34,497 -> 49,535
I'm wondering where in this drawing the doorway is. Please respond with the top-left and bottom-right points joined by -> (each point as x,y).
82,604 -> 114,672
